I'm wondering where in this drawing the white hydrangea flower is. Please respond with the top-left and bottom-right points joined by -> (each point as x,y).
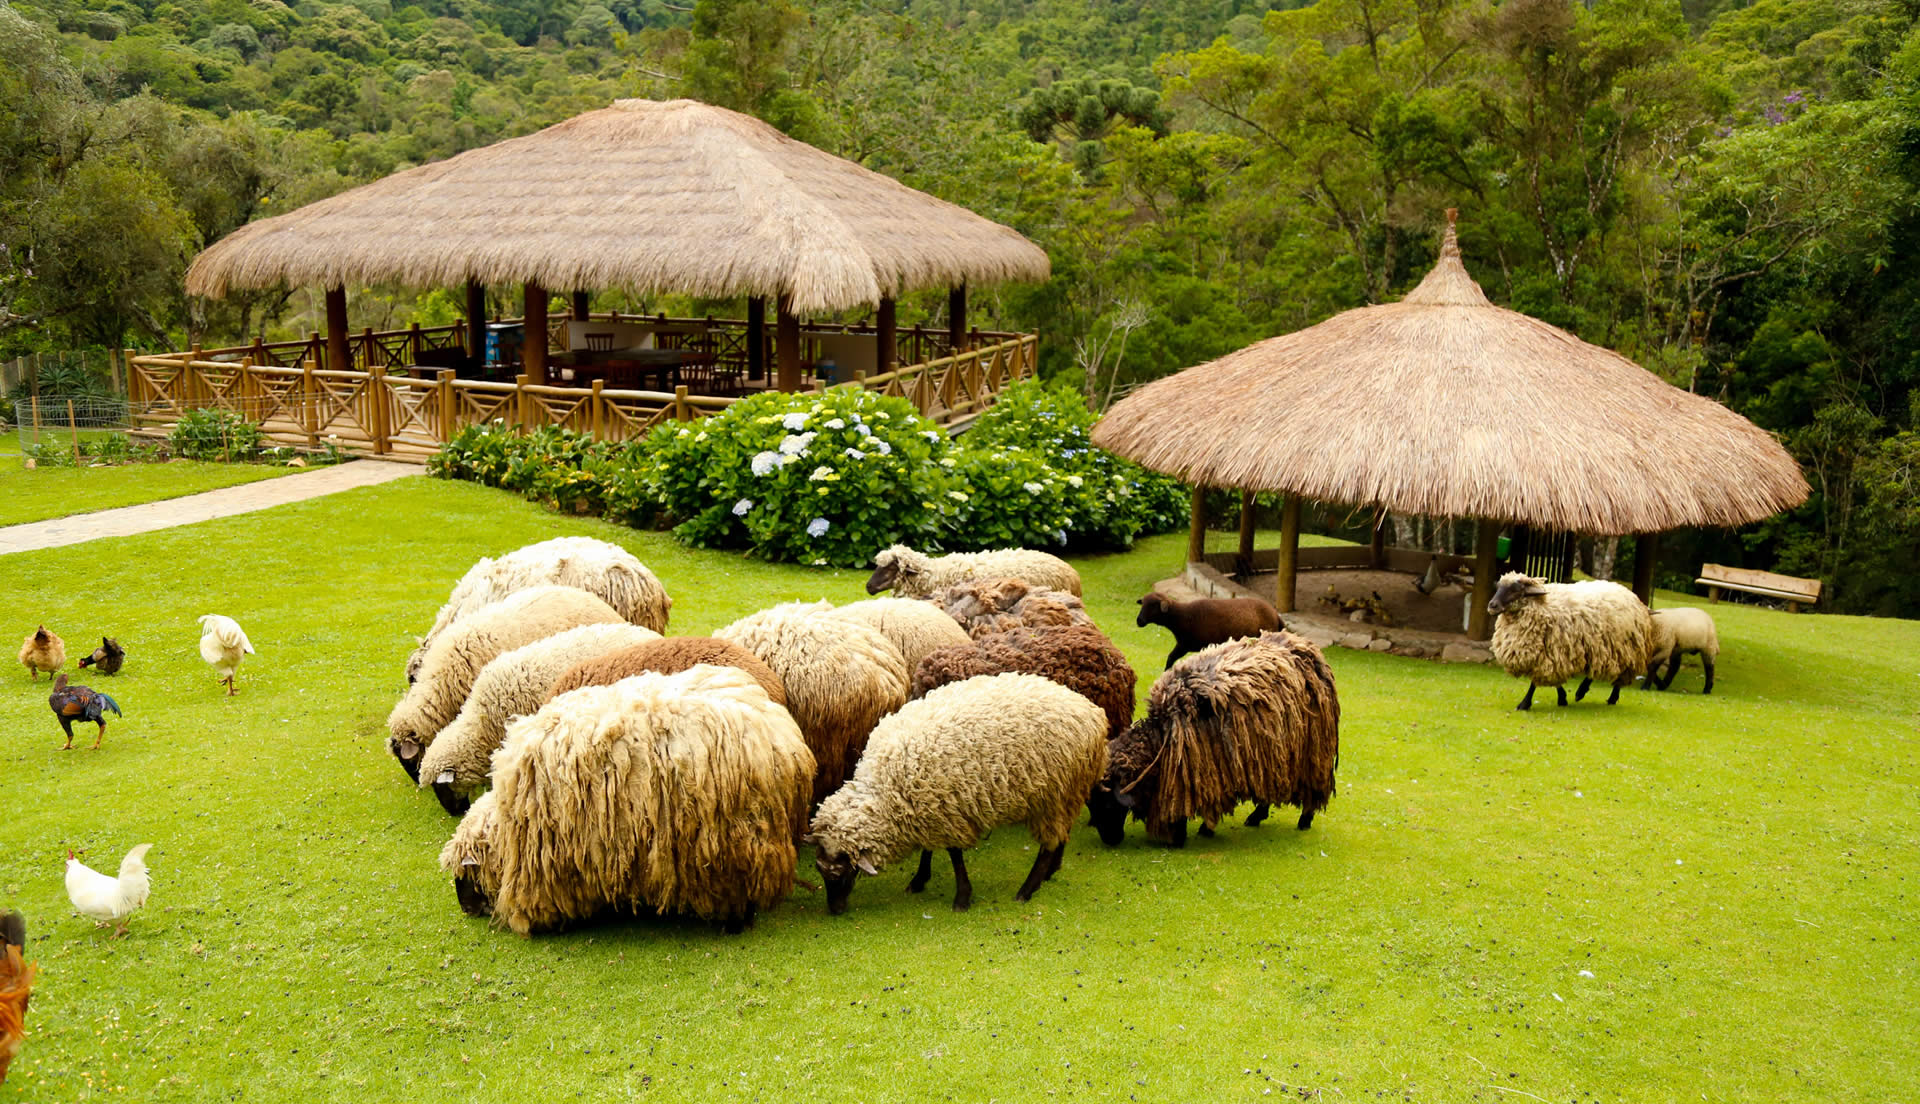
732,498 -> 754,516
810,465 -> 835,481
824,418 -> 846,430
779,432 -> 817,455
939,457 -> 957,468
750,451 -> 780,477
1023,481 -> 1045,495
783,412 -> 810,430
921,430 -> 940,442
947,490 -> 969,502
807,517 -> 831,538
853,423 -> 872,437
695,431 -> 709,442
873,439 -> 892,456
844,448 -> 866,460
1066,474 -> 1083,488
1055,530 -> 1068,544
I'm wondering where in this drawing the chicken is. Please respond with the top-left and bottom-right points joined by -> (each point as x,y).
65,845 -> 152,938
1413,555 -> 1443,596
78,636 -> 125,675
0,910 -> 33,1086
197,614 -> 255,696
48,674 -> 122,751
17,625 -> 64,681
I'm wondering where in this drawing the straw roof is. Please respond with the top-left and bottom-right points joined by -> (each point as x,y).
1092,219 -> 1808,535
185,99 -> 1049,312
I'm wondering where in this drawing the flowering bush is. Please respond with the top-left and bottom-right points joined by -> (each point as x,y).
427,421 -> 519,486
430,422 -> 621,515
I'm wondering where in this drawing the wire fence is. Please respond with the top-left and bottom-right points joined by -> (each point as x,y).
13,396 -> 141,464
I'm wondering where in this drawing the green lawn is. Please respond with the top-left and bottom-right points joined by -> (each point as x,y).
0,441 -> 298,528
0,477 -> 1914,1102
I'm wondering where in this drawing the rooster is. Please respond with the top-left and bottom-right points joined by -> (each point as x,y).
198,615 -> 254,696
0,910 -> 32,1086
17,626 -> 64,681
78,636 -> 125,676
48,674 -> 122,750
65,845 -> 152,938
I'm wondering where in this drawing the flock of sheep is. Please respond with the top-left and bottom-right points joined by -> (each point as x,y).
387,537 -> 1341,935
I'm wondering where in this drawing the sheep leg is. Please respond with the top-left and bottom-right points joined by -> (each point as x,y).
1657,654 -> 1682,691
1555,686 -> 1570,707
906,849 -> 935,893
1165,644 -> 1189,669
1297,805 -> 1316,830
1244,802 -> 1272,828
1167,818 -> 1188,848
1198,821 -> 1216,838
1573,677 -> 1593,702
1605,676 -> 1628,705
1515,683 -> 1539,711
1700,654 -> 1714,695
947,848 -> 972,912
722,903 -> 756,935
1014,845 -> 1066,902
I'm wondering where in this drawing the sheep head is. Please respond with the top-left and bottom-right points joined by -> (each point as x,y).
1135,592 -> 1169,628
865,546 -> 918,595
1486,572 -> 1549,616
804,835 -> 877,915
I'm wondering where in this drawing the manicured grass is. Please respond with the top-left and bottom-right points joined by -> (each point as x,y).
0,476 -> 1914,1102
0,448 -> 297,528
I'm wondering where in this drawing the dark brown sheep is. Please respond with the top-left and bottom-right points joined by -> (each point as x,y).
911,624 -> 1136,739
1135,591 -> 1280,669
551,637 -> 787,705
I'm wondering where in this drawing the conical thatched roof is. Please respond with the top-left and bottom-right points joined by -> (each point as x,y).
185,99 -> 1049,312
1093,218 -> 1808,535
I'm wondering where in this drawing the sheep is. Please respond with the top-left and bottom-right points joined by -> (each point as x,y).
865,544 -> 1082,598
388,585 -> 625,783
1135,591 -> 1281,669
1487,573 -> 1653,711
805,673 -> 1109,914
1644,607 -> 1719,694
406,537 -> 671,684
417,622 -> 664,817
716,603 -> 910,807
439,665 -> 816,935
1088,630 -> 1340,848
921,577 -> 1095,638
550,636 -> 787,705
912,624 -> 1137,740
823,597 -> 972,675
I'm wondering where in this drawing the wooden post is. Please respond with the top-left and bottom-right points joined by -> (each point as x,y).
747,296 -> 767,381
674,384 -> 692,422
370,363 -> 390,455
571,290 -> 591,321
590,379 -> 605,438
465,280 -> 488,360
1468,519 -> 1500,641
408,322 -> 423,364
947,284 -> 967,351
523,282 -> 549,387
1187,485 -> 1207,564
301,358 -> 318,446
123,349 -> 139,405
515,374 -> 530,432
1369,507 -> 1387,568
67,399 -> 80,465
325,285 -> 350,373
1632,533 -> 1659,605
775,293 -> 801,392
877,296 -> 897,373
437,369 -> 456,442
1236,491 -> 1257,576
1276,494 -> 1302,613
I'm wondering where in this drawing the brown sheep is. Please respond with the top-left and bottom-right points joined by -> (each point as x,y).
1135,591 -> 1280,669
911,624 -> 1136,740
550,636 -> 787,705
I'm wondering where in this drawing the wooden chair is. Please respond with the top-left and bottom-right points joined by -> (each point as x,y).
585,332 -> 616,352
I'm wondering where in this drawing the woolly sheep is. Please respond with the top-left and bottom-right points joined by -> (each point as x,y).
388,585 -> 625,782
865,544 -> 1082,598
1487,573 -> 1653,711
550,636 -> 787,705
824,597 -> 972,675
912,624 -> 1137,740
418,622 -> 664,817
1644,607 -> 1719,694
921,577 -> 1095,639
806,673 -> 1109,914
406,537 -> 671,683
1088,630 -> 1340,847
716,603 -> 910,807
439,665 -> 815,935
1135,591 -> 1281,669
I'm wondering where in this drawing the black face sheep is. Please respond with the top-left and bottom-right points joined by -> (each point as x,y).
438,665 -> 816,935
1487,573 -> 1653,710
388,585 -> 626,783
911,624 -> 1137,740
1088,630 -> 1340,848
549,636 -> 788,706
806,673 -> 1109,915
921,577 -> 1095,639
406,536 -> 672,684
78,637 -> 125,676
418,623 -> 664,816
1644,607 -> 1719,694
1135,591 -> 1281,669
824,597 -> 973,675
865,543 -> 1082,598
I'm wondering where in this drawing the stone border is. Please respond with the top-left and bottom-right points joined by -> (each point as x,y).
1183,560 -> 1491,664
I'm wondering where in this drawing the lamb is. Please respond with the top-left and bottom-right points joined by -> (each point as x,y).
406,537 -> 671,683
550,636 -> 787,705
388,585 -> 625,782
806,673 -> 1109,914
439,665 -> 816,935
417,622 -> 664,816
716,603 -> 910,807
824,597 -> 972,675
1487,573 -> 1653,711
18,626 -> 63,681
1644,607 -> 1719,694
1135,591 -> 1281,669
865,543 -> 1082,598
912,624 -> 1137,740
1088,630 -> 1340,847
921,577 -> 1095,638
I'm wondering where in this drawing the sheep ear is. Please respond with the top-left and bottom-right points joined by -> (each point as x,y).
799,833 -> 819,847
1523,582 -> 1550,596
854,856 -> 879,876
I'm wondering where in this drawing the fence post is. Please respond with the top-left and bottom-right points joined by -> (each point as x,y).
516,374 -> 530,432
309,331 -> 323,371
591,379 -> 605,438
67,399 -> 80,465
28,352 -> 39,397
674,384 -> 691,422
409,322 -> 423,364
123,349 -> 140,406
370,362 -> 390,454
437,370 -> 456,443
301,358 -> 319,447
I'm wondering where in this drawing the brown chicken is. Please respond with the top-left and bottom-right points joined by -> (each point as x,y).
0,910 -> 33,1086
17,626 -> 64,681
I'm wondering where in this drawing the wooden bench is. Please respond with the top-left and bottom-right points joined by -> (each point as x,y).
1696,563 -> 1822,612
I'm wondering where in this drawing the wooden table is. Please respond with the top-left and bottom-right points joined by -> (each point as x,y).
568,347 -> 719,392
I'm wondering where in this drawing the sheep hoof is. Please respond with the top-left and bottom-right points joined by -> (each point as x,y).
1296,808 -> 1316,831
394,739 -> 422,783
432,771 -> 470,817
722,905 -> 756,934
1197,823 -> 1215,838
1243,803 -> 1271,828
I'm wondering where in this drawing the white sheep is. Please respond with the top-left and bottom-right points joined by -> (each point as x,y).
406,537 -> 671,683
805,672 -> 1109,914
822,597 -> 972,675
1644,607 -> 1719,694
418,622 -> 664,816
864,544 -> 1082,598
1487,573 -> 1653,710
388,585 -> 625,782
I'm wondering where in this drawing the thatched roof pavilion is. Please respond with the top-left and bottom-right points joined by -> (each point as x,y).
185,98 -> 1050,388
1092,213 -> 1808,639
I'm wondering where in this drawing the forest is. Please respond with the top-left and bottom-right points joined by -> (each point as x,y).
0,0 -> 1914,614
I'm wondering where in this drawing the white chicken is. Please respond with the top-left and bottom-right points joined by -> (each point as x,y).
64,844 -> 153,938
197,614 -> 255,696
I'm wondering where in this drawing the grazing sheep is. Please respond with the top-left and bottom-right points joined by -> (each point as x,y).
806,673 -> 1109,914
866,544 -> 1082,598
1487,573 -> 1653,711
922,577 -> 1095,639
388,585 -> 624,782
824,597 -> 972,675
407,537 -> 671,683
716,603 -> 909,807
1645,607 -> 1719,694
1088,631 -> 1340,847
18,626 -> 64,681
439,665 -> 815,935
550,636 -> 787,705
1135,591 -> 1281,669
912,624 -> 1137,740
418,623 -> 664,816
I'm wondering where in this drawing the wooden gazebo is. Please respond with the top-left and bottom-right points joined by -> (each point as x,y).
1092,212 -> 1809,641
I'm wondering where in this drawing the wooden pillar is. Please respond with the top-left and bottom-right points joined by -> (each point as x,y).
1632,533 -> 1659,605
324,285 -> 350,373
570,290 -> 591,321
1468,519 -> 1500,641
747,296 -> 767,381
1186,485 -> 1207,564
1276,494 -> 1302,613
876,296 -> 897,374
465,280 -> 487,359
948,284 -> 967,351
523,281 -> 548,387
775,293 -> 802,392
1236,490 -> 1257,575
1369,506 -> 1387,568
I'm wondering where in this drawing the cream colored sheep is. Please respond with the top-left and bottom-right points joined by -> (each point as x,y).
865,544 -> 1082,598
921,577 -> 1095,639
824,597 -> 972,675
1645,607 -> 1719,694
1488,573 -> 1653,710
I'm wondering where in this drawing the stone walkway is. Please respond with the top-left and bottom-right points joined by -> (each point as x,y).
0,459 -> 420,555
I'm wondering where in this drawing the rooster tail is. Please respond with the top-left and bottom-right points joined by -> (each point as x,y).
118,844 -> 152,879
97,692 -> 122,718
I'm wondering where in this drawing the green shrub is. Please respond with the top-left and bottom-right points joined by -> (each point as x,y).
168,408 -> 264,461
427,421 -> 519,486
941,445 -> 1073,549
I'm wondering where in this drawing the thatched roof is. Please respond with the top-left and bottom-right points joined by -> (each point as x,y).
1092,218 -> 1809,535
185,99 -> 1049,312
